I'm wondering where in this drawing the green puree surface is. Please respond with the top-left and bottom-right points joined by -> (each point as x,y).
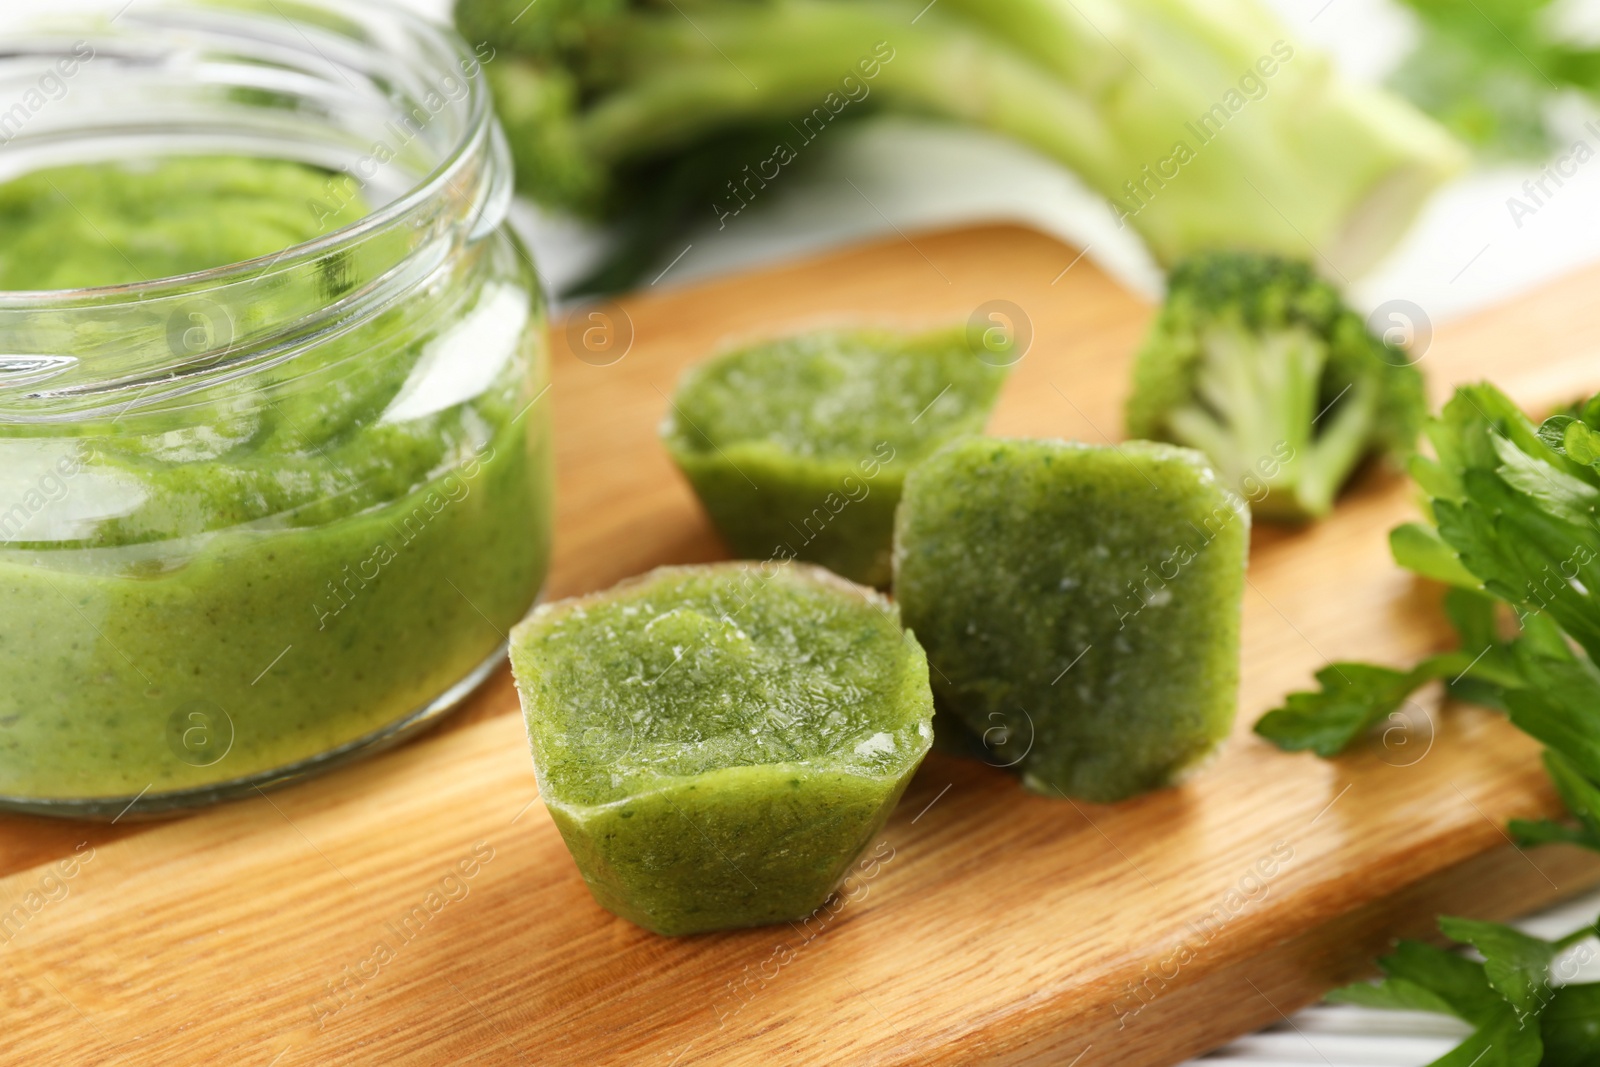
662,327 -> 1009,586
0,157 -> 366,288
509,563 -> 933,936
0,158 -> 552,802
895,438 -> 1248,803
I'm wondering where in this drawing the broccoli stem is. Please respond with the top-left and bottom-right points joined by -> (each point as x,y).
1162,323 -> 1381,520
498,0 -> 1465,277
577,3 -> 1118,175
1296,378 -> 1379,516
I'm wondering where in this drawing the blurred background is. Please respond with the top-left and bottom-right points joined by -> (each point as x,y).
406,0 -> 1600,327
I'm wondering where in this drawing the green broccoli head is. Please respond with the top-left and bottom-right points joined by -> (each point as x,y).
1126,251 -> 1426,522
455,0 -> 628,63
456,0 -> 630,215
482,57 -> 609,215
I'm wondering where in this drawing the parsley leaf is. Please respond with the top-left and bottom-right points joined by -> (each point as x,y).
1391,521 -> 1478,587
1541,983 -> 1600,1066
1376,939 -> 1516,1026
1503,649 -> 1600,786
1327,915 -> 1600,1067
1252,589 -> 1522,756
1326,973 -> 1456,1016
1436,916 -> 1556,1021
1329,936 -> 1544,1067
1254,661 -> 1434,756
1388,0 -> 1580,160
1513,751 -> 1600,851
1433,1011 -> 1544,1067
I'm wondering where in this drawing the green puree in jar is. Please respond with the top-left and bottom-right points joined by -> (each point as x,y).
895,438 -> 1247,803
0,158 -> 367,288
509,563 -> 933,936
662,327 -> 1010,587
0,158 -> 552,802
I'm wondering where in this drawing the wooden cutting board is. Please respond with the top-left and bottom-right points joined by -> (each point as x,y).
5,225 -> 1600,1067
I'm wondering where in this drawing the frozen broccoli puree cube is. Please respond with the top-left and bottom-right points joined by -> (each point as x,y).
509,562 -> 933,936
894,437 -> 1248,803
661,327 -> 1010,586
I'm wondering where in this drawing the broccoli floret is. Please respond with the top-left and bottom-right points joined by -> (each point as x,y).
1125,252 -> 1426,522
456,0 -> 1465,294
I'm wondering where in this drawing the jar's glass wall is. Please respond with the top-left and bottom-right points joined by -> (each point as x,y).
0,0 -> 552,814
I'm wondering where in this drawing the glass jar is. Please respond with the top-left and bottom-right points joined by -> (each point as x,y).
0,1 -> 553,815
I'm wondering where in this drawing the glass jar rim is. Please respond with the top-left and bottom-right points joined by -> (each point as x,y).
0,0 -> 498,311
0,0 -> 520,419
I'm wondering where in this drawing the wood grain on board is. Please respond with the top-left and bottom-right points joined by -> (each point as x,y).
4,225 -> 1600,1067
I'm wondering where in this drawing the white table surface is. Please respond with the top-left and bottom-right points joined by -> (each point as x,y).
393,1 -> 1600,1062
